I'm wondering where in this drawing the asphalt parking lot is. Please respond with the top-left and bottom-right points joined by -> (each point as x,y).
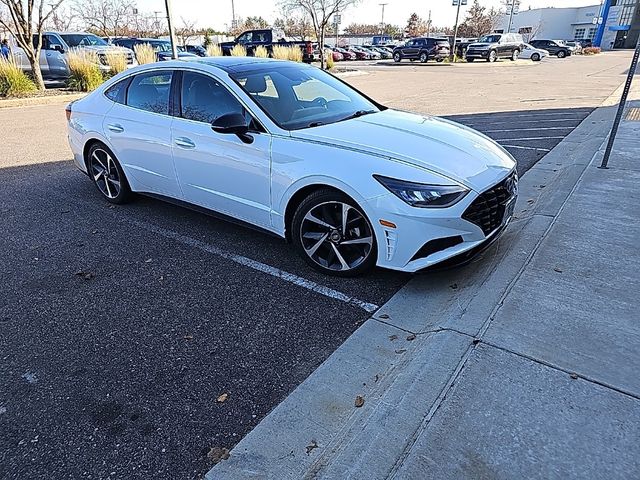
0,51 -> 633,479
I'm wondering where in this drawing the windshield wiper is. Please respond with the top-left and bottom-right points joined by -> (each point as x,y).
337,110 -> 376,123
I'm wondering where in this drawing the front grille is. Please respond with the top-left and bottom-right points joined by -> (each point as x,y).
98,53 -> 108,65
462,172 -> 517,236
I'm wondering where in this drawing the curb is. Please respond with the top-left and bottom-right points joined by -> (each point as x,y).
0,92 -> 86,109
205,85 -> 626,480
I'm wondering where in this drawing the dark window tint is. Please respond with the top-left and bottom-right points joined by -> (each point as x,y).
104,79 -> 129,104
127,71 -> 172,114
180,71 -> 244,123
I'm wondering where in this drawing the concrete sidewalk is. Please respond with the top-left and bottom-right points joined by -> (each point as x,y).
207,91 -> 640,479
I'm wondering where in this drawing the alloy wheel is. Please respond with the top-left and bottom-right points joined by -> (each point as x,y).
420,52 -> 428,63
531,53 -> 540,61
299,201 -> 373,272
488,50 -> 497,62
90,148 -> 121,199
512,49 -> 519,61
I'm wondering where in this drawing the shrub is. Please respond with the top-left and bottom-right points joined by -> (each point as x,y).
67,49 -> 103,92
206,43 -> 223,56
254,45 -> 269,58
134,43 -> 156,64
272,45 -> 289,60
583,47 -> 601,55
287,46 -> 302,62
230,44 -> 247,57
325,51 -> 335,69
0,56 -> 37,96
105,51 -> 127,76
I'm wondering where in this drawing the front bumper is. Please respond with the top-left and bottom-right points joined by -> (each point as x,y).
465,49 -> 490,59
368,170 -> 517,273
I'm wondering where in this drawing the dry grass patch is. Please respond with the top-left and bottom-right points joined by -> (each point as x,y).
105,51 -> 127,76
67,49 -> 103,92
206,43 -> 223,56
0,56 -> 37,96
254,45 -> 269,58
134,43 -> 156,64
230,44 -> 247,57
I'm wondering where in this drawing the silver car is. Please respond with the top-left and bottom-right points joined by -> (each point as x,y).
11,31 -> 135,82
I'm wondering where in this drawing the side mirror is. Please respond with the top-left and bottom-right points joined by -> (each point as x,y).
50,44 -> 64,53
212,113 -> 253,144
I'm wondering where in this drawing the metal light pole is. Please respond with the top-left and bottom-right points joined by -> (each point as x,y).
599,35 -> 640,168
451,0 -> 465,60
231,0 -> 237,30
379,3 -> 388,34
426,10 -> 432,37
164,0 -> 178,59
507,0 -> 519,33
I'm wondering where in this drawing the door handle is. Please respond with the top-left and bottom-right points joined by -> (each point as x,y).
107,123 -> 124,133
174,137 -> 196,149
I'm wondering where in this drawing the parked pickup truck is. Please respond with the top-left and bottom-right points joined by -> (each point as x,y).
220,29 -> 316,62
10,32 -> 135,82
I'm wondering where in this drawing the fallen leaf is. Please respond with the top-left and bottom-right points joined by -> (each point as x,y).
553,267 -> 563,273
216,393 -> 228,403
108,205 -> 115,209
472,338 -> 481,345
207,446 -> 230,464
305,440 -> 319,455
144,258 -> 153,263
570,373 -> 578,380
183,335 -> 193,340
395,349 -> 407,354
374,374 -> 379,383
354,395 -> 365,408
539,184 -> 546,188
378,313 -> 390,319
406,334 -> 416,341
388,334 -> 398,341
449,283 -> 458,290
527,199 -> 535,204
159,276 -> 164,281
74,271 -> 95,280
91,230 -> 98,234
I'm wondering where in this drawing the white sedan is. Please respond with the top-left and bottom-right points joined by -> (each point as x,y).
519,44 -> 549,61
66,57 -> 517,276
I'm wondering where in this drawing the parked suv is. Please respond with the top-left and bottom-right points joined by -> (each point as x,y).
111,38 -> 197,61
393,37 -> 450,63
11,32 -> 134,81
529,39 -> 572,58
465,33 -> 524,62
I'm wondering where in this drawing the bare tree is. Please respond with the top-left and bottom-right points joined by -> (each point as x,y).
0,0 -> 66,91
176,16 -> 196,46
281,0 -> 359,69
46,5 -> 76,31
74,0 -> 135,37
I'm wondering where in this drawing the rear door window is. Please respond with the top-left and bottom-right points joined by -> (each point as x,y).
105,78 -> 130,104
127,71 -> 173,115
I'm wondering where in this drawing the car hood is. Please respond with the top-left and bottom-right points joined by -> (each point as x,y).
290,109 -> 515,192
83,45 -> 132,54
467,42 -> 493,49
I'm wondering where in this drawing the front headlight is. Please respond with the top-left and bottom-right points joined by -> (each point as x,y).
374,175 -> 469,208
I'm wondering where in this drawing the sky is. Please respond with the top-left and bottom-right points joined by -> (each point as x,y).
138,0 -> 600,32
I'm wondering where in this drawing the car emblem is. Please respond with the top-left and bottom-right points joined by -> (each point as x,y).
505,175 -> 518,196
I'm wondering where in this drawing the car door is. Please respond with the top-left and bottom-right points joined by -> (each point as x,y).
43,34 -> 69,80
171,70 -> 272,227
403,39 -> 418,58
102,70 -> 182,198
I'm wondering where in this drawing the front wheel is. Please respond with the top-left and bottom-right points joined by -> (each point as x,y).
87,143 -> 131,204
419,52 -> 428,63
393,52 -> 401,62
487,50 -> 497,62
511,49 -> 520,61
292,190 -> 377,276
531,53 -> 540,62
466,57 -> 474,62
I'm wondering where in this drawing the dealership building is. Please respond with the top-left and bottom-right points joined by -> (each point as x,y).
496,0 -> 639,49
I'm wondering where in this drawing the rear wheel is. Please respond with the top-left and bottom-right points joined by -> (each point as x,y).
557,50 -> 566,58
292,189 -> 377,276
419,52 -> 428,63
87,143 -> 131,204
531,52 -> 541,61
393,52 -> 401,62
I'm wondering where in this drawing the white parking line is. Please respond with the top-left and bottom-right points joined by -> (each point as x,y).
128,219 -> 380,313
495,136 -> 565,141
502,145 -> 551,152
464,118 -> 583,126
484,126 -> 575,133
452,111 -> 589,121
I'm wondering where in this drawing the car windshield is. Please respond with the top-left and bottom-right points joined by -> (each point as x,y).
231,64 -> 381,131
60,34 -> 108,47
147,40 -> 172,52
477,35 -> 501,43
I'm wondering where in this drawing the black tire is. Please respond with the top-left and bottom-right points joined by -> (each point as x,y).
419,52 -> 428,63
531,53 -> 540,62
393,52 -> 401,62
86,142 -> 132,204
466,57 -> 474,62
436,57 -> 444,63
557,50 -> 566,58
511,49 -> 520,61
487,50 -> 497,62
291,189 -> 377,277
